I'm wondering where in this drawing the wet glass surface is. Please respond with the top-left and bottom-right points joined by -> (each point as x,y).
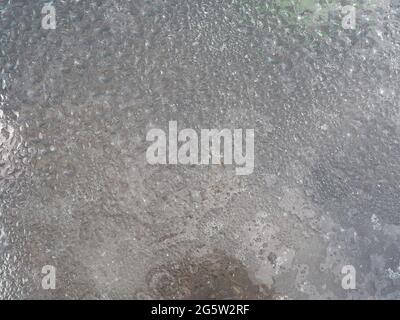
0,0 -> 400,299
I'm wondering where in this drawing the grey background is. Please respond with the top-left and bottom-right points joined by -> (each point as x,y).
0,0 -> 399,299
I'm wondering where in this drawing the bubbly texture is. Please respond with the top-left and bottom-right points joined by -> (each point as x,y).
0,0 -> 400,299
